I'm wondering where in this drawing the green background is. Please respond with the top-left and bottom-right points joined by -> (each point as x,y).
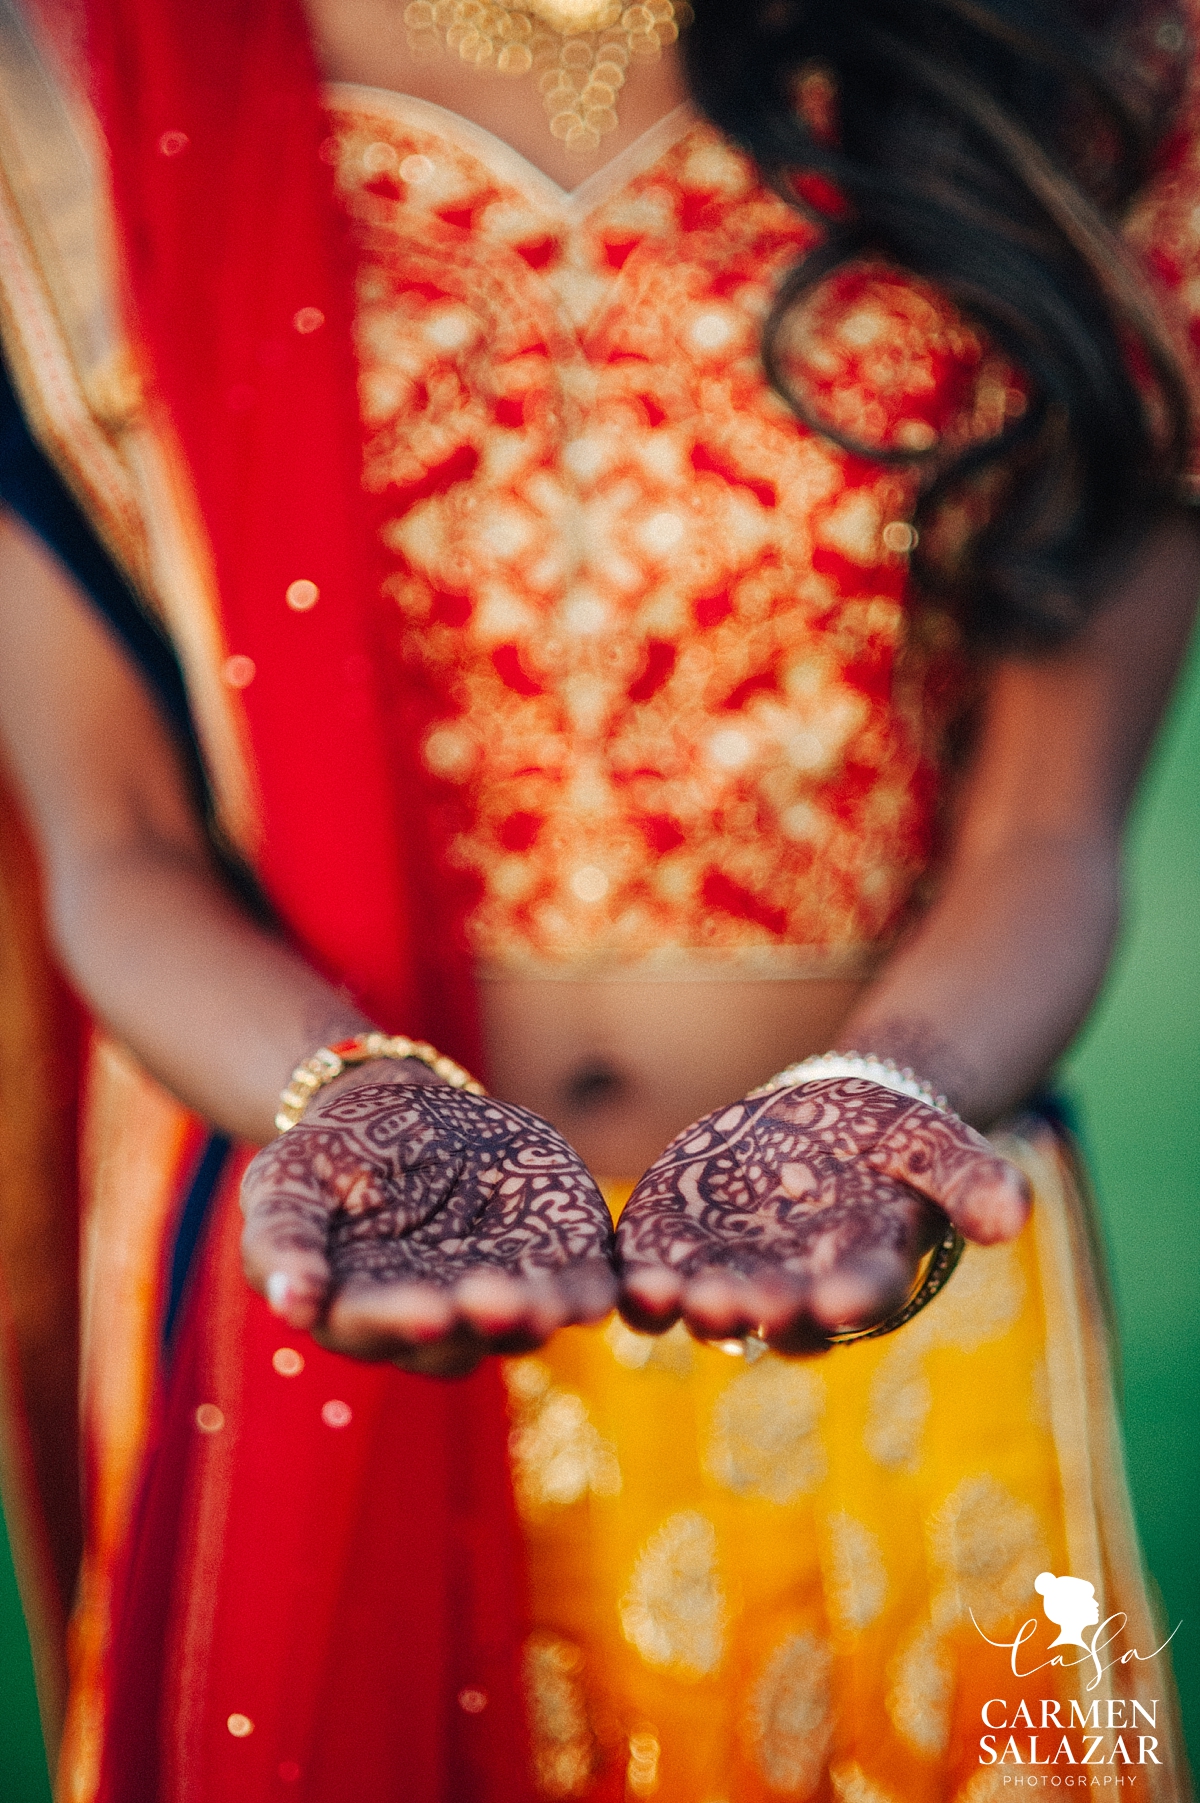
2,646 -> 1198,1798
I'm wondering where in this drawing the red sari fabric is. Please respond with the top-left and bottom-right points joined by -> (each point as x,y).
65,2 -> 530,1797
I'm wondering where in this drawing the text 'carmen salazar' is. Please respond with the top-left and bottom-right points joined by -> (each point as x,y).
980,1698 -> 1162,1767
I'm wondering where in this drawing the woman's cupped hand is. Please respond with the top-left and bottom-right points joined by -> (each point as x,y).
241,1063 -> 616,1377
615,1076 -> 1031,1351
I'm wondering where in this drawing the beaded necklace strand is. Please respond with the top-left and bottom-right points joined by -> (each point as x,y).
401,0 -> 690,153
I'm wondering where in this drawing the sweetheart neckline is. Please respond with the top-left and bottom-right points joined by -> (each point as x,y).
326,84 -> 697,218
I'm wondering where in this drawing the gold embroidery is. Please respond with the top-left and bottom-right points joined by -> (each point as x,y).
886,1475 -> 1049,1761
825,1512 -> 887,1634
626,1726 -> 661,1798
504,1359 -> 621,1511
864,1240 -> 1025,1471
619,1511 -> 726,1676
934,1239 -> 1026,1350
333,95 -> 983,971
748,1632 -> 832,1796
885,1622 -> 953,1759
705,1354 -> 826,1504
830,1761 -> 901,1803
861,1363 -> 932,1476
523,1633 -> 598,1798
953,1772 -> 1010,1802
777,267 -> 1014,458
928,1473 -> 1050,1636
603,1314 -> 694,1376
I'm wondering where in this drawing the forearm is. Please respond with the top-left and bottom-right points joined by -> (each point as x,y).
0,511 -> 380,1142
48,833 -> 373,1143
840,832 -> 1120,1125
841,509 -> 1200,1125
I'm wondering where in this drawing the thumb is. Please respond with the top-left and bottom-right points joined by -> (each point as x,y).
865,1100 -> 1031,1244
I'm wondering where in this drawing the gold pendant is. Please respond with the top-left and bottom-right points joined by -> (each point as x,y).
401,0 -> 689,152
525,0 -> 629,26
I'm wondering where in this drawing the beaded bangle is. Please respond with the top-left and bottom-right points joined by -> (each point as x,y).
748,1049 -> 953,1116
746,1048 -> 964,1344
276,1031 -> 485,1134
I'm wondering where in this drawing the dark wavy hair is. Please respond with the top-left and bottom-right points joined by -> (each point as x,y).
685,0 -> 1192,647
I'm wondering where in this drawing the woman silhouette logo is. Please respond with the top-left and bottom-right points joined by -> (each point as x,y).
1034,1572 -> 1101,1648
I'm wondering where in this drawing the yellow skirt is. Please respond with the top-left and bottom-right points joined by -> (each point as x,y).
506,1124 -> 1190,1803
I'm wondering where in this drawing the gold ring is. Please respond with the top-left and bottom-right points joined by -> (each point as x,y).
822,1222 -> 966,1345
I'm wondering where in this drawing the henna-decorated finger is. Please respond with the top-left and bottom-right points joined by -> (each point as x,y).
679,1273 -> 759,1338
805,1242 -> 915,1330
453,1268 -> 568,1342
321,1263 -> 609,1369
618,1264 -> 685,1333
553,1256 -> 621,1324
320,1278 -> 459,1360
241,1150 -> 338,1332
297,1271 -> 566,1365
862,1097 -> 1030,1242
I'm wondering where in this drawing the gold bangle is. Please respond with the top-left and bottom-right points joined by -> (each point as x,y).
731,1222 -> 966,1357
275,1031 -> 485,1133
821,1219 -> 966,1344
745,1049 -> 965,1342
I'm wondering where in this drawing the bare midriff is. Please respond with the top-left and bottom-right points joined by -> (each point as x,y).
479,971 -> 870,1172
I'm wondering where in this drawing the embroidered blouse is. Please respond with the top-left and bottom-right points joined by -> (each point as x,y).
323,87 -> 1188,978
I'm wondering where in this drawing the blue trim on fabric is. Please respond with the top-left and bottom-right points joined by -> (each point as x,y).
163,1133 -> 232,1347
1024,1087 -> 1080,1140
0,349 -> 276,926
0,353 -> 200,751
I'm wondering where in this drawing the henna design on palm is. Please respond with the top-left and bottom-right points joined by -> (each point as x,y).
241,1073 -> 615,1369
616,1078 -> 1029,1342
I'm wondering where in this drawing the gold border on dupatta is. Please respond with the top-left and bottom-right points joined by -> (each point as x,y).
0,6 -> 262,1794
0,771 -> 81,1767
998,1122 -> 1195,1803
0,0 -> 261,857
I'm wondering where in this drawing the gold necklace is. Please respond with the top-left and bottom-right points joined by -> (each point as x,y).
401,0 -> 690,153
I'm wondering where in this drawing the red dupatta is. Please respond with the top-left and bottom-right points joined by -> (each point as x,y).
85,0 -> 418,1028
11,1 -> 532,1796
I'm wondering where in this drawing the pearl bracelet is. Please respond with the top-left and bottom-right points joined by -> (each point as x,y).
748,1050 -> 953,1116
276,1031 -> 485,1134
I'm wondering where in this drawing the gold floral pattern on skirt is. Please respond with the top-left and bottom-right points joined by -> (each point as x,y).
886,1620 -> 954,1758
863,1237 -> 1025,1471
505,1145 -> 1186,1799
524,1632 -> 601,1798
619,1510 -> 726,1676
747,1631 -> 832,1793
830,1760 -> 902,1802
929,1471 -> 1050,1636
704,1355 -> 826,1503
824,1512 -> 888,1634
504,1358 -> 622,1511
